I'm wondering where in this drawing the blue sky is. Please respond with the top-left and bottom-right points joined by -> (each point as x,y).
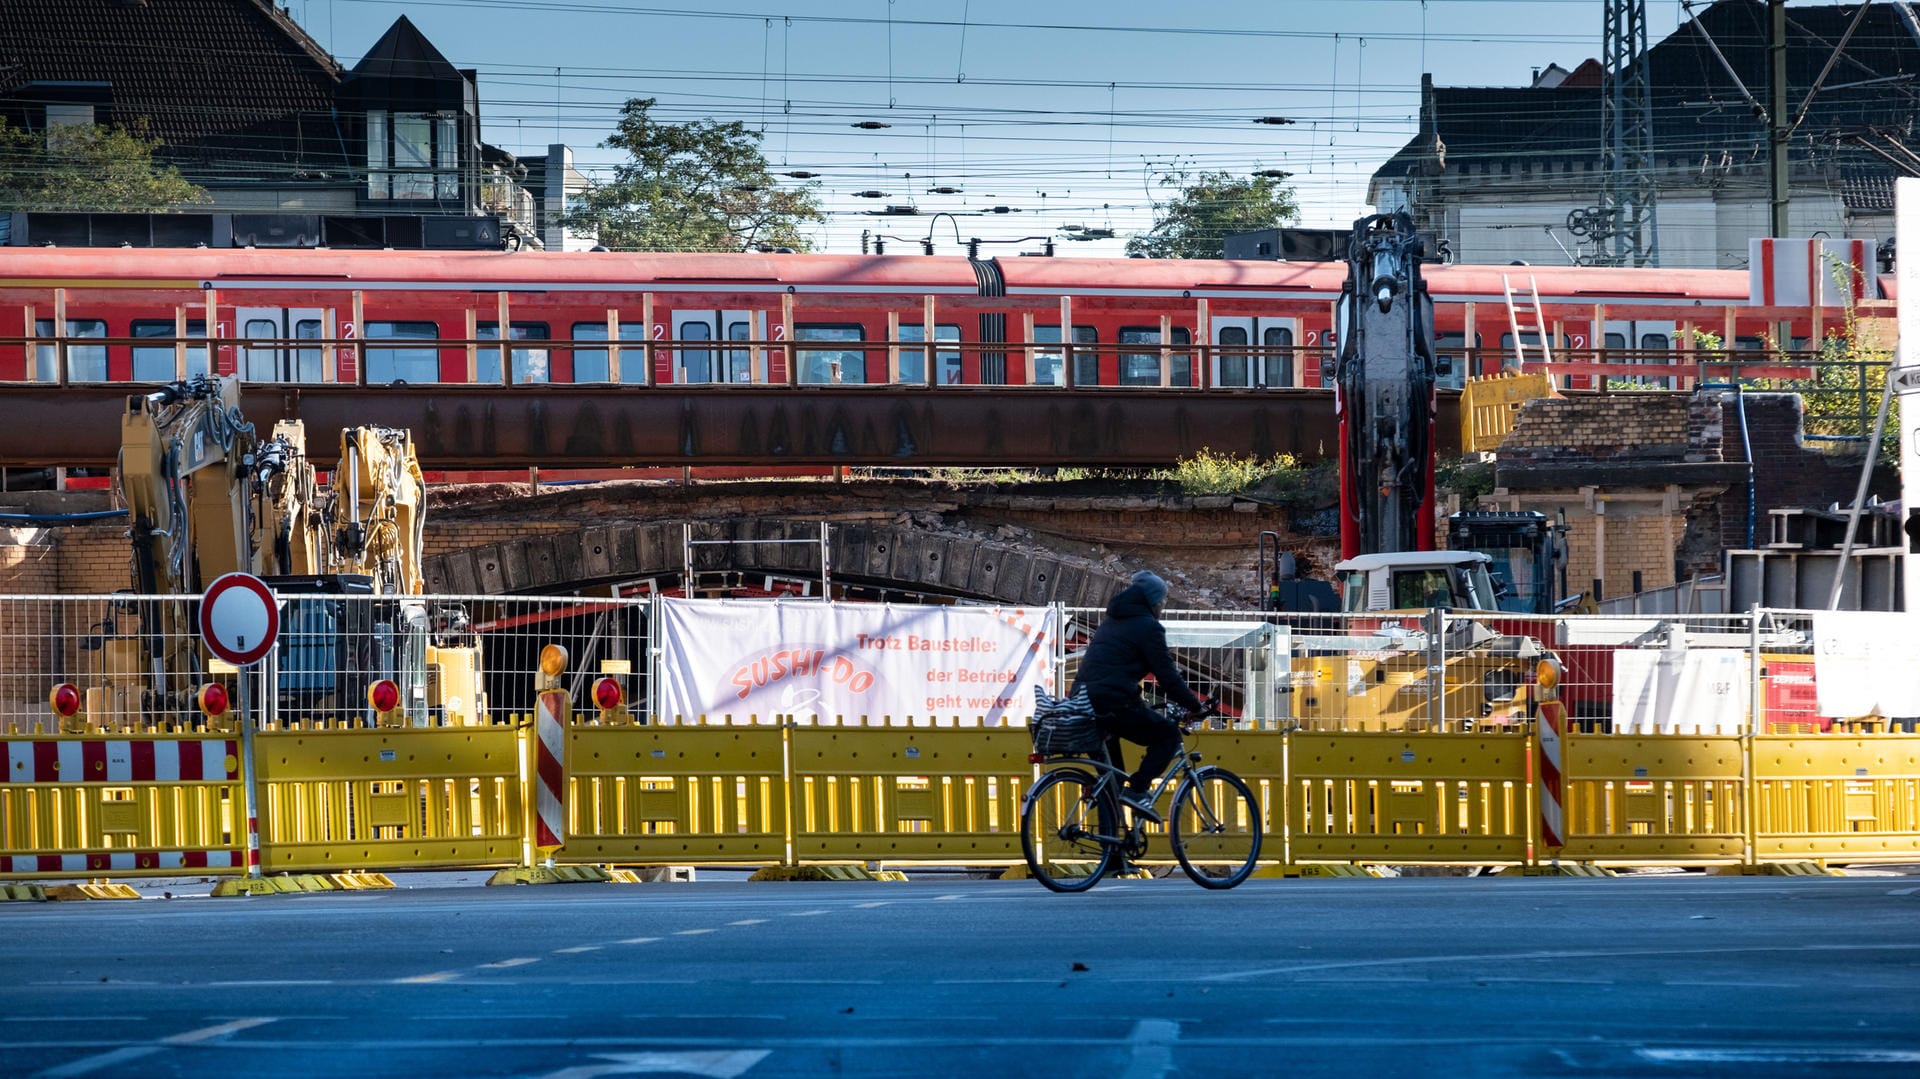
297,1 -> 1791,254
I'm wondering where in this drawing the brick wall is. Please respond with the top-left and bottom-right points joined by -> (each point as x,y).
1501,395 -> 1692,465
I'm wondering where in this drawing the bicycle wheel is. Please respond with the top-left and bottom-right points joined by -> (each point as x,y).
1169,766 -> 1262,889
1020,768 -> 1116,892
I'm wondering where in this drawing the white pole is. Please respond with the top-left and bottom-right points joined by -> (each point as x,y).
1897,178 -> 1920,610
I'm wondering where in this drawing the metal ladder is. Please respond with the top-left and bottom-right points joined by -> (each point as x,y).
1501,274 -> 1553,371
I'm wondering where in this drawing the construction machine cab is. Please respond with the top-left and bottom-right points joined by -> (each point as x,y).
1335,550 -> 1501,613
1445,510 -> 1575,614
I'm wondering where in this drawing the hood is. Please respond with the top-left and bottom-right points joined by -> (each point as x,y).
1104,583 -> 1159,620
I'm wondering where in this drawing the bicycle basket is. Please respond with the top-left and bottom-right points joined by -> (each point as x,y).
1030,687 -> 1104,756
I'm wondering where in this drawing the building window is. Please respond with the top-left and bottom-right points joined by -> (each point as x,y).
34,319 -> 107,381
572,321 -> 649,383
895,323 -> 961,384
367,111 -> 460,201
364,321 -> 441,383
476,322 -> 550,383
795,324 -> 866,384
131,320 -> 209,381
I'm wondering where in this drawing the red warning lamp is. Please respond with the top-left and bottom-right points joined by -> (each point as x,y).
592,677 -> 624,712
196,682 -> 230,717
48,683 -> 81,718
367,679 -> 402,713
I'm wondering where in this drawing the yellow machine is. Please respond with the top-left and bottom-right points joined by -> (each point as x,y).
95,378 -> 482,728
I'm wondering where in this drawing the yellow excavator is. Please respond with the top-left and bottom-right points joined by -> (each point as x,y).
94,376 -> 482,727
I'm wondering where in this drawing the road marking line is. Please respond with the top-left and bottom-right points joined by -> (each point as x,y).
1203,942 -> 1920,982
1640,1048 -> 1920,1064
675,928 -> 717,936
1889,886 -> 1919,896
554,946 -> 602,954
534,1049 -> 771,1079
161,1017 -> 276,1045
396,972 -> 463,984
787,909 -> 829,916
933,894 -> 964,901
749,979 -> 883,985
853,902 -> 888,908
204,980 -> 334,988
33,1045 -> 161,1078
480,957 -> 541,969
727,919 -> 769,926
618,937 -> 661,945
1121,1019 -> 1180,1079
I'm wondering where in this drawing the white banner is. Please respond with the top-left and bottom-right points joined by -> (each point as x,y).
1611,649 -> 1750,734
656,598 -> 1059,724
1813,612 -> 1920,719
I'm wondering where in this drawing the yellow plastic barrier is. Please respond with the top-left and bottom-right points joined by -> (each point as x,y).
562,722 -> 788,864
787,723 -> 1034,864
1283,731 -> 1531,866
1459,370 -> 1558,453
1751,735 -> 1920,863
0,735 -> 245,879
1558,734 -> 1746,863
253,727 -> 523,872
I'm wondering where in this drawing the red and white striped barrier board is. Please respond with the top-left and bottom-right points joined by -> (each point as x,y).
8,850 -> 244,874
1537,699 -> 1567,850
1750,238 -> 1877,307
5,740 -> 240,784
534,690 -> 566,852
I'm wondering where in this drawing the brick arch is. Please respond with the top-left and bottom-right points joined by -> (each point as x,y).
422,519 -> 1127,608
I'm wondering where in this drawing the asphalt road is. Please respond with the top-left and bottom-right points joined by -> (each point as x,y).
3,873 -> 1918,1078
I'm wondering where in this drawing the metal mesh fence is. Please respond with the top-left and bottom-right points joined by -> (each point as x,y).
0,593 -> 649,733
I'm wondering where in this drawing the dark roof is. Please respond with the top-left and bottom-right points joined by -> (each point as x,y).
343,15 -> 467,114
0,0 -> 346,179
1375,0 -> 1920,183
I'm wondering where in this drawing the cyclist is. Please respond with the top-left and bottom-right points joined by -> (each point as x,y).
1071,570 -> 1208,823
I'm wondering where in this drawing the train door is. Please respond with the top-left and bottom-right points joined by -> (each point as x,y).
237,306 -> 325,382
1211,317 -> 1297,388
671,309 -> 753,383
1603,319 -> 1676,389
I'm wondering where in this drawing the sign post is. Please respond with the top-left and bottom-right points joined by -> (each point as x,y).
199,572 -> 280,879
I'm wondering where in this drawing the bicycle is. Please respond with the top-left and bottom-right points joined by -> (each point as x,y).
1019,700 -> 1262,892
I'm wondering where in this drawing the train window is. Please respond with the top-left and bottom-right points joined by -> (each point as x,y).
1735,336 -> 1765,351
1639,333 -> 1670,351
1119,326 -> 1191,387
1218,326 -> 1250,386
240,314 -> 323,383
896,323 -> 961,384
131,320 -> 209,381
32,319 -> 106,381
677,321 -> 713,383
477,322 -> 551,384
1604,332 -> 1627,348
1262,326 -> 1294,388
364,321 -> 440,384
1433,332 -> 1475,387
726,320 -> 754,383
1031,325 -> 1098,386
795,324 -> 865,384
572,322 -> 649,383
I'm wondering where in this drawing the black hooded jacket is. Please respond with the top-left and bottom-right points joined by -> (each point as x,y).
1070,582 -> 1205,712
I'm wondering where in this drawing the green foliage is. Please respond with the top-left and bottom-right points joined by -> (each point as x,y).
1124,168 -> 1298,260
0,119 -> 206,212
1153,448 -> 1300,495
560,98 -> 824,252
1436,455 -> 1496,507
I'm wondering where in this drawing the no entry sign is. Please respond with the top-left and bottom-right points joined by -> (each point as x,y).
199,572 -> 280,667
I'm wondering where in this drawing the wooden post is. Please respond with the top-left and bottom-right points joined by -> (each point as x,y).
205,288 -> 220,377
352,290 -> 366,387
464,307 -> 479,383
642,293 -> 656,387
1463,301 -> 1476,378
322,307 -> 336,382
52,288 -> 67,386
886,310 -> 902,384
1811,299 -> 1824,347
22,304 -> 35,382
607,309 -> 622,384
1159,313 -> 1173,387
922,294 -> 936,386
1060,295 -> 1074,389
781,291 -> 796,386
496,292 -> 511,386
1022,311 -> 1037,385
174,305 -> 189,380
745,310 -> 759,384
1195,298 -> 1209,389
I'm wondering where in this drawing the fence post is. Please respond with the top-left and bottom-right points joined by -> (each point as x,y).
1744,604 -> 1762,868
1428,608 -> 1446,729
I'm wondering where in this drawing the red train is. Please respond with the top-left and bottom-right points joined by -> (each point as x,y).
0,247 -> 1888,390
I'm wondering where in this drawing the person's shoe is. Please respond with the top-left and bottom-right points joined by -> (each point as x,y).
1118,789 -> 1161,824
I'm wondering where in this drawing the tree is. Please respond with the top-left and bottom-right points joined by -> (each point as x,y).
561,98 -> 824,252
1125,168 -> 1298,260
0,119 -> 206,212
